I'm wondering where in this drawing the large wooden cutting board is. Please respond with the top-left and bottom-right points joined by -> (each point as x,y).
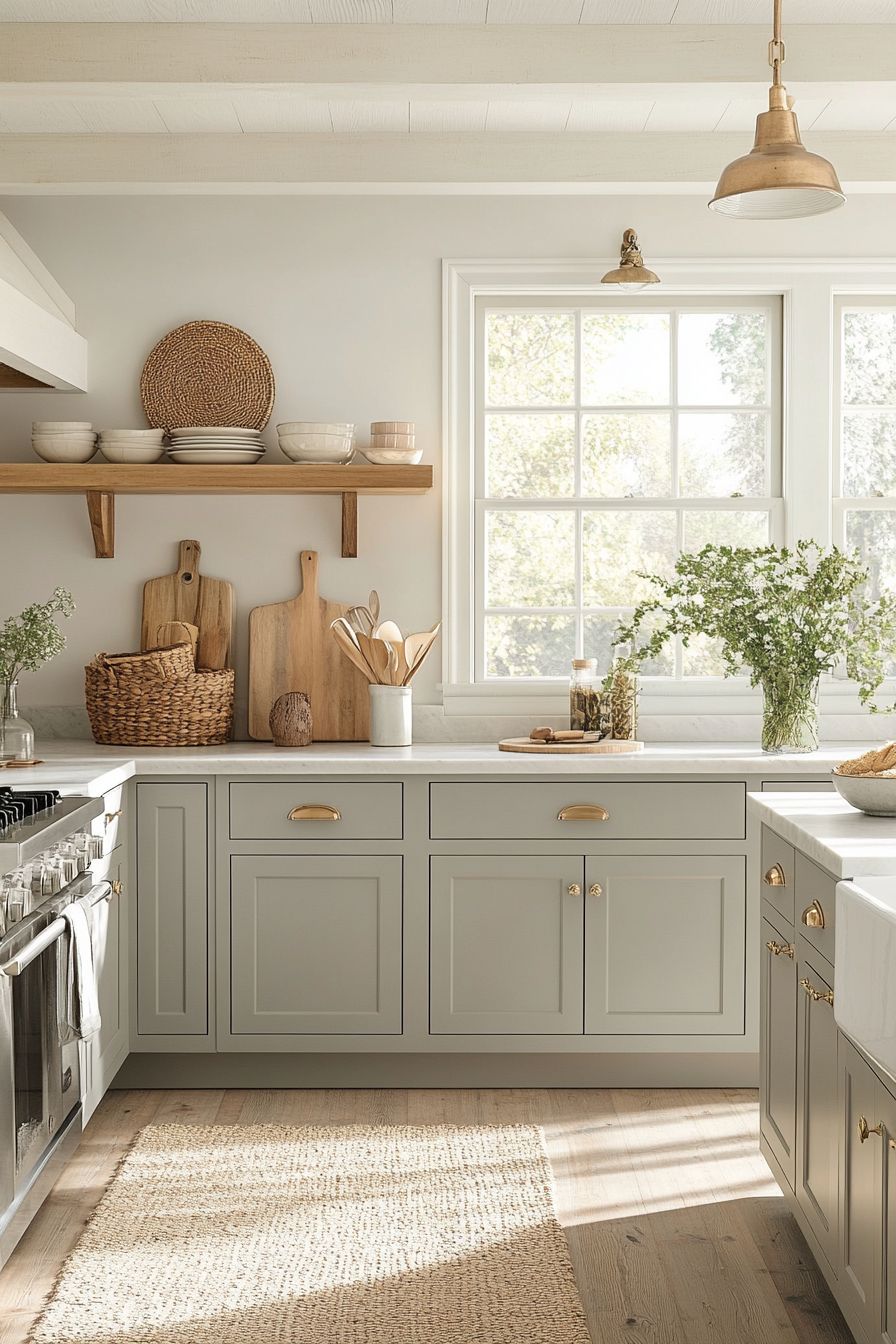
248,550 -> 370,741
141,539 -> 234,670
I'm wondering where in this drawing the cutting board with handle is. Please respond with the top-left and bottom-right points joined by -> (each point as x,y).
248,550 -> 370,741
141,539 -> 234,670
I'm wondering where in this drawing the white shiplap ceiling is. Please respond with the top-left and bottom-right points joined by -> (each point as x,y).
0,0 -> 894,20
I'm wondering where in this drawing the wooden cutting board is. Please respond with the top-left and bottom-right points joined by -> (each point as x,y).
248,550 -> 370,741
141,540 -> 234,670
498,738 -> 645,754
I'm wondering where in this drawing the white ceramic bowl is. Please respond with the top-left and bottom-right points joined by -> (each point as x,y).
369,433 -> 416,451
32,420 -> 92,432
832,771 -> 896,816
362,447 -> 423,465
32,439 -> 98,463
371,421 -> 414,435
99,429 -> 165,440
100,444 -> 166,464
32,433 -> 96,445
279,442 -> 355,465
276,422 -> 354,436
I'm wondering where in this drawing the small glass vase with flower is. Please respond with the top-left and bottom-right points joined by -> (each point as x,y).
0,588 -> 75,761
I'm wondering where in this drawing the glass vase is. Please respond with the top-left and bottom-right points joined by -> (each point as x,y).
761,671 -> 819,754
0,680 -> 35,762
610,652 -> 639,741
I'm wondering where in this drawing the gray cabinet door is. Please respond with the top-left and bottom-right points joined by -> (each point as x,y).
584,856 -> 746,1035
136,782 -> 209,1035
82,848 -> 128,1123
760,913 -> 797,1191
796,948 -> 840,1275
879,1077 -> 896,1344
839,1032 -> 881,1342
230,855 -> 402,1034
430,856 -> 584,1035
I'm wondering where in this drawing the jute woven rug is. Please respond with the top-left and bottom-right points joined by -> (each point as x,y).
29,1123 -> 591,1344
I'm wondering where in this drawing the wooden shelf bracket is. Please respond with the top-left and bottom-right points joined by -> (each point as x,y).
86,490 -> 114,559
341,492 -> 358,558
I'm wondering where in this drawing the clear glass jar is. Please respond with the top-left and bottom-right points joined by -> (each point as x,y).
569,659 -> 610,736
0,680 -> 35,762
610,646 -> 639,741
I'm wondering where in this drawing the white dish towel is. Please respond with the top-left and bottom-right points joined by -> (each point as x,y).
60,897 -> 101,1041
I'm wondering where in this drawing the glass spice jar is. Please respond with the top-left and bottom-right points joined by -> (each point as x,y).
610,646 -> 639,741
569,659 -> 610,737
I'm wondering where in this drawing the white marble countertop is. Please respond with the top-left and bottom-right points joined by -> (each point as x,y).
748,791 -> 896,878
0,738 -> 870,797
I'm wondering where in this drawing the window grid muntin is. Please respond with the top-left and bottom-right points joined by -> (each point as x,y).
477,296 -> 780,682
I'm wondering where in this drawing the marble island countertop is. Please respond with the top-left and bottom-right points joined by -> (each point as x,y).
748,790 -> 896,878
0,737 -> 874,797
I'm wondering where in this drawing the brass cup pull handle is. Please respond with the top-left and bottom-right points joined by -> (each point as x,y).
858,1117 -> 883,1143
287,804 -> 341,822
764,863 -> 786,887
802,900 -> 826,929
766,939 -> 795,959
558,805 -> 610,822
800,977 -> 834,1006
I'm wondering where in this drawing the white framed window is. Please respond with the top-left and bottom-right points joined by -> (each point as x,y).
474,294 -> 782,682
834,299 -> 896,608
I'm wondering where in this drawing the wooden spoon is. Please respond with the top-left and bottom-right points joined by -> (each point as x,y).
330,618 -> 377,682
357,631 -> 391,684
402,623 -> 441,685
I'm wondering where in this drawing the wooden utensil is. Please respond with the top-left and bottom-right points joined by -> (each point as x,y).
154,620 -> 199,662
141,540 -> 234,670
331,618 -> 378,681
402,623 -> 440,685
248,550 -> 370,741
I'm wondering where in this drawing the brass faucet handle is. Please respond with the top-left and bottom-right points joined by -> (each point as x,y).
802,900 -> 825,929
858,1116 -> 883,1143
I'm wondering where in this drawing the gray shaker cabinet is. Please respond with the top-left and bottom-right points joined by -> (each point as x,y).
584,855 -> 746,1036
796,944 -> 840,1275
229,855 -> 403,1034
429,856 -> 585,1034
135,782 -> 209,1036
760,910 -> 797,1191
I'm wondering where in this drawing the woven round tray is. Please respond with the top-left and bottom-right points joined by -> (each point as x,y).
140,320 -> 275,431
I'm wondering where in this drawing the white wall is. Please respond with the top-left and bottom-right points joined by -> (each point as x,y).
0,192 -> 894,738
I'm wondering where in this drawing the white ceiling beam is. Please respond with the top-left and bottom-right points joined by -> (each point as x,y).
2,22 -> 894,87
0,129 -> 890,190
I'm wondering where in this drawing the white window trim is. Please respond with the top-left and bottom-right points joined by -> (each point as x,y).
442,257 -> 896,717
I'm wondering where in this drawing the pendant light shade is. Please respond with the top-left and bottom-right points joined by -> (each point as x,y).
601,229 -> 660,290
709,1 -> 844,220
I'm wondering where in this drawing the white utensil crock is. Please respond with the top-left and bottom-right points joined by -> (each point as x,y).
368,685 -> 412,747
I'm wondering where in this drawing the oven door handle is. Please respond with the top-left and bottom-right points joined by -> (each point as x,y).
0,880 -> 113,977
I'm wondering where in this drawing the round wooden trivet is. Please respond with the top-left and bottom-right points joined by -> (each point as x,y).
498,737 -> 645,754
140,320 -> 275,431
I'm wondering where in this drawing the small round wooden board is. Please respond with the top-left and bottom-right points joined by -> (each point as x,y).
498,737 -> 645,754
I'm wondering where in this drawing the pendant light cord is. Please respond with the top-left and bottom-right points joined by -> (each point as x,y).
770,0 -> 785,86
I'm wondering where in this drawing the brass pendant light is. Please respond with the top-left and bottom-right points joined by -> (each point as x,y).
709,0 -> 844,220
601,229 -> 660,290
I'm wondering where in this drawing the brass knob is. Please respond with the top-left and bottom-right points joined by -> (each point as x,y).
859,1117 -> 883,1143
558,805 -> 610,822
800,977 -> 834,1006
766,939 -> 794,958
287,804 -> 341,821
568,884 -> 581,896
589,883 -> 603,898
105,810 -> 123,826
802,900 -> 825,929
764,863 -> 786,886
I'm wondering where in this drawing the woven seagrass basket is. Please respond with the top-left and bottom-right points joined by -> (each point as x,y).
85,643 -> 234,746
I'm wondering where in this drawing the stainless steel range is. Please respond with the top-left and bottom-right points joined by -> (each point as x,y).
0,789 -> 112,1268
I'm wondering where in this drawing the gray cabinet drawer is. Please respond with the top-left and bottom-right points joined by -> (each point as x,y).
761,826 -> 795,925
430,782 -> 744,841
795,852 -> 836,965
229,782 -> 402,840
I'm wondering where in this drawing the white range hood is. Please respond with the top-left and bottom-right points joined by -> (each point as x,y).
0,211 -> 86,392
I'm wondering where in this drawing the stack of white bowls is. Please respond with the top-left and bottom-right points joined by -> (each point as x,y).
99,429 -> 166,464
363,421 -> 421,465
165,427 -> 266,465
277,422 -> 355,464
31,421 -> 97,463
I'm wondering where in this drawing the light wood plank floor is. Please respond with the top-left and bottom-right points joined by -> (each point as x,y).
0,1087 -> 854,1344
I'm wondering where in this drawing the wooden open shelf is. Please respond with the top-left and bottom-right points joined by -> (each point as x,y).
0,463 -> 433,559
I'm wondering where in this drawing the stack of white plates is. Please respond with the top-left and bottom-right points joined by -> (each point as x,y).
166,426 -> 266,465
